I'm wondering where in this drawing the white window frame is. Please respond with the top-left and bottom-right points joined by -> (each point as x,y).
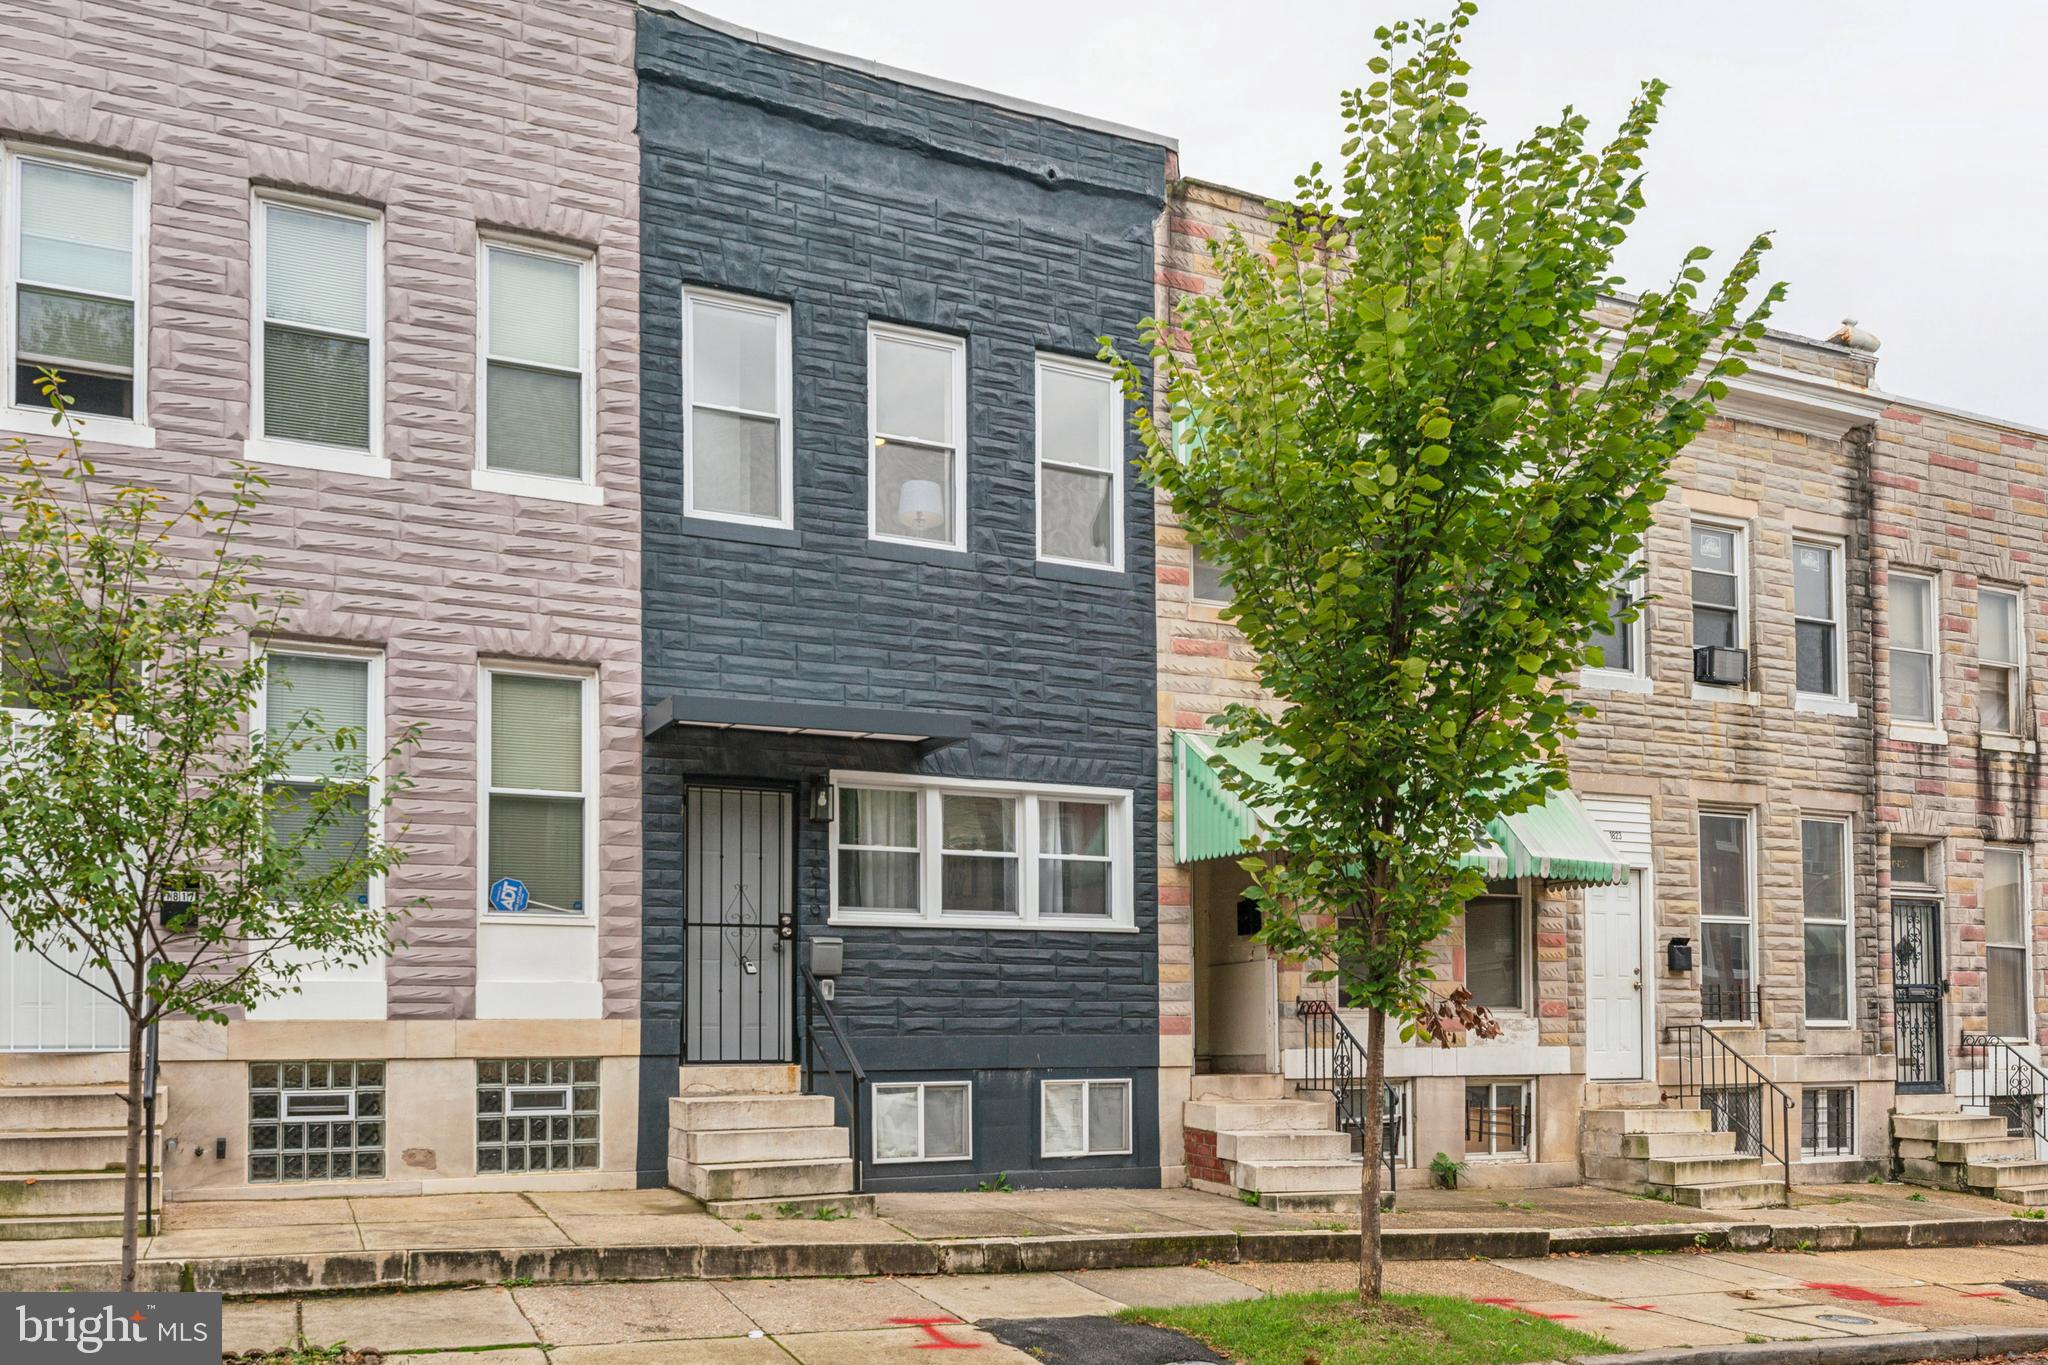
1986,845 -> 2031,1043
1799,815 -> 1853,1028
477,662 -> 599,924
828,771 -> 1135,932
1463,1079 -> 1533,1161
866,321 -> 966,551
247,190 -> 385,477
871,1080 -> 972,1164
1583,550 -> 1649,692
1792,537 -> 1848,704
1384,1079 -> 1415,1168
1690,521 -> 1748,651
0,144 -> 153,445
1889,839 -> 1940,892
681,286 -> 793,529
473,234 -> 599,506
1698,808 -> 1757,1025
1978,584 -> 2025,737
1040,1078 -> 1134,1158
1034,353 -> 1124,572
255,644 -> 385,914
1887,569 -> 1942,734
1189,538 -> 1233,607
1799,1086 -> 1855,1160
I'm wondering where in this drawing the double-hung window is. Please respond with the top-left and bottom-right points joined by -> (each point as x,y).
7,150 -> 145,421
1793,540 -> 1844,699
1462,891 -> 1524,1011
1588,554 -> 1644,677
1690,525 -> 1745,652
1699,811 -> 1755,1022
254,196 -> 378,461
1035,356 -> 1122,570
1042,1079 -> 1132,1158
1189,540 -> 1233,606
263,651 -> 376,905
1986,847 -> 2030,1041
483,668 -> 591,917
1888,571 -> 1939,727
832,776 -> 1132,929
1979,586 -> 2023,735
873,1081 -> 970,1163
1800,817 -> 1851,1025
480,240 -> 591,490
683,288 -> 791,527
868,324 -> 965,549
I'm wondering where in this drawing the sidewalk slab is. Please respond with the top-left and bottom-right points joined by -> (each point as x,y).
513,1279 -> 759,1344
907,1270 -> 1124,1322
712,1276 -> 957,1334
1057,1265 -> 1264,1308
777,1326 -> 1035,1363
552,1343 -> 786,1364
300,1285 -> 536,1352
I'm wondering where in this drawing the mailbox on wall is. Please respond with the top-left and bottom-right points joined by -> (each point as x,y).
1666,937 -> 1693,974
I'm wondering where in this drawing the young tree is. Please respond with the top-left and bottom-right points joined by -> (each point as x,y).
0,379 -> 419,1288
1109,3 -> 1780,1305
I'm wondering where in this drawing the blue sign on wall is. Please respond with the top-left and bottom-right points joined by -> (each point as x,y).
487,878 -> 529,914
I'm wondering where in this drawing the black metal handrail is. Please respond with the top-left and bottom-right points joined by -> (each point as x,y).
1294,1000 -> 1399,1187
1667,1021 -> 1793,1203
1959,1031 -> 2048,1146
800,963 -> 866,1194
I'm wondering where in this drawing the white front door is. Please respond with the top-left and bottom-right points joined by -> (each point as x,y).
1585,872 -> 1647,1081
1,919 -> 125,1052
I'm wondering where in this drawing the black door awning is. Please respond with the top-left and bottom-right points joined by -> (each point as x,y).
644,693 -> 974,755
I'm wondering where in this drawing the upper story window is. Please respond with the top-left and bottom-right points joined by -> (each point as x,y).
868,324 -> 965,550
1800,816 -> 1851,1026
1887,570 -> 1939,727
831,774 -> 1133,931
480,240 -> 591,491
262,650 -> 377,907
253,195 -> 379,462
1793,540 -> 1844,699
1690,524 -> 1745,651
1190,540 -> 1233,606
682,288 -> 791,528
1462,890 -> 1524,1012
1588,554 -> 1643,676
6,150 -> 145,422
482,667 -> 592,918
1979,585 -> 2023,735
1036,356 -> 1122,571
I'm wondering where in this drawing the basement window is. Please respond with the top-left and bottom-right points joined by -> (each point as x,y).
248,1060 -> 384,1183
1464,1080 -> 1531,1160
1800,1087 -> 1854,1159
1041,1079 -> 1133,1158
477,1058 -> 599,1173
872,1081 -> 971,1164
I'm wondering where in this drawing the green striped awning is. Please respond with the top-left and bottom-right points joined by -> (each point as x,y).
1171,732 -> 1626,888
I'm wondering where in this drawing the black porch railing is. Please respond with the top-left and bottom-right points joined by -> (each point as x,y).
800,963 -> 866,1194
1959,1031 -> 2048,1146
1294,1000 -> 1400,1187
1667,1020 -> 1792,1203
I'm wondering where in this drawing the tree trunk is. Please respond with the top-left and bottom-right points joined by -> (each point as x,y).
120,1016 -> 144,1291
1358,1005 -> 1387,1305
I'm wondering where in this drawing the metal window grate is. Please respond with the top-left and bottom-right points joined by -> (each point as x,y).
248,1060 -> 384,1183
477,1058 -> 599,1173
1800,1087 -> 1854,1158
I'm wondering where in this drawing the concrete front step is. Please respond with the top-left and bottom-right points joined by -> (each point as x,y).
1182,1098 -> 1335,1134
0,1171 -> 155,1217
0,1086 -> 134,1130
1672,1178 -> 1783,1209
1233,1158 -> 1363,1195
0,1128 -> 136,1173
668,1093 -> 837,1133
1994,1184 -> 2048,1207
0,1213 -> 128,1241
1645,1154 -> 1768,1186
1583,1081 -> 1663,1109
1894,1113 -> 2009,1143
674,1123 -> 850,1166
1933,1137 -> 2037,1165
668,1156 -> 854,1203
1583,1106 -> 1712,1135
702,1192 -> 877,1220
1189,1073 -> 1286,1103
1617,1129 -> 1742,1160
677,1065 -> 799,1097
0,1053 -> 128,1087
1217,1129 -> 1355,1163
1965,1158 -> 2048,1191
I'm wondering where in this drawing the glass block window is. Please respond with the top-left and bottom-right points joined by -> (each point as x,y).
477,1058 -> 600,1174
247,1060 -> 385,1183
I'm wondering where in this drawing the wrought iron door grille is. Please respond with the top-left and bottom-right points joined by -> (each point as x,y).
1892,899 -> 1945,1092
684,786 -> 795,1064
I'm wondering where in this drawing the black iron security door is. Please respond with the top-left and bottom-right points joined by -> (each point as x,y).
1893,897 -> 1945,1094
684,786 -> 795,1063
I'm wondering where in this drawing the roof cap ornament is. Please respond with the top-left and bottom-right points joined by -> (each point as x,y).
1827,317 -> 1881,353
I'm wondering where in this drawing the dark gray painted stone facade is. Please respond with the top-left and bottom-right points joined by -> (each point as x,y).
636,11 -> 1167,1191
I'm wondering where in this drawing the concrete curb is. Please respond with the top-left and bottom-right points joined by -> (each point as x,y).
1574,1326 -> 2048,1365
5,1214 -> 2044,1297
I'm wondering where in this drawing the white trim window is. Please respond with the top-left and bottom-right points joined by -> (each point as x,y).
1464,1080 -> 1532,1160
1699,810 -> 1756,1022
478,238 -> 593,495
1986,846 -> 2030,1041
872,1081 -> 971,1163
1041,1078 -> 1132,1158
830,773 -> 1134,931
251,193 -> 381,468
1800,817 -> 1852,1026
1800,1086 -> 1854,1159
868,323 -> 965,549
1979,585 -> 2024,736
260,648 -> 380,910
682,287 -> 791,528
1035,355 -> 1122,570
1189,539 -> 1233,606
1587,553 -> 1645,678
4,147 -> 146,423
1462,888 -> 1525,1012
1793,539 -> 1845,699
1690,524 -> 1746,651
481,666 -> 594,918
1888,570 -> 1940,727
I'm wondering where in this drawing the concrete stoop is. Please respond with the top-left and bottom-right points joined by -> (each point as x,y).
665,1064 -> 873,1216
1581,1104 -> 1783,1209
1183,1073 -> 1368,1213
0,1055 -> 158,1242
1894,1109 -> 2048,1206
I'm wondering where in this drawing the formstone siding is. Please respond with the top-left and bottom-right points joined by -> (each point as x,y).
0,0 -> 645,1021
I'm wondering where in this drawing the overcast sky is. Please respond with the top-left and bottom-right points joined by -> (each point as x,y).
699,1 -> 2046,426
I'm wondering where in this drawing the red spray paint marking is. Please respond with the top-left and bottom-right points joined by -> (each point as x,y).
1962,1290 -> 2009,1299
1801,1282 -> 1920,1308
1473,1297 -> 1577,1321
890,1317 -> 980,1349
1612,1303 -> 1660,1312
